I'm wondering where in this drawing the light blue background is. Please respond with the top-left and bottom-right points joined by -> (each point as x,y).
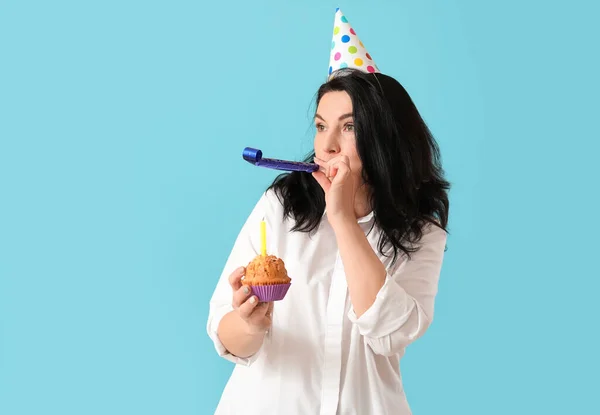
1,0 -> 598,414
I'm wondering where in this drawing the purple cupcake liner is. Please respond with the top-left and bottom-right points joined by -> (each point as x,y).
251,283 -> 291,302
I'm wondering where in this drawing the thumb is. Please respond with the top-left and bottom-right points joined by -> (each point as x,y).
312,171 -> 331,193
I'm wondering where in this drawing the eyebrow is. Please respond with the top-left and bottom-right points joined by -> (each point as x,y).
314,113 -> 353,122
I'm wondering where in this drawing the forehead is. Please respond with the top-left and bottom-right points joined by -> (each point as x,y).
317,91 -> 353,116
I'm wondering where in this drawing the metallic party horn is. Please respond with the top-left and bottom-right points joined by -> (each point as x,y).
242,147 -> 319,173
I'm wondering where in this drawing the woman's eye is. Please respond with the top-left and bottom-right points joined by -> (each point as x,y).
344,124 -> 355,132
316,124 -> 325,131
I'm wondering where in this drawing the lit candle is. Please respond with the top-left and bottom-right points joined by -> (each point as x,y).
260,219 -> 267,257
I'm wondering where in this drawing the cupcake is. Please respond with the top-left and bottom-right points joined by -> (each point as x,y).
242,254 -> 292,302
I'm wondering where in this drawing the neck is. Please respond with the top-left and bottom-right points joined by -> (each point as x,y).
353,184 -> 372,219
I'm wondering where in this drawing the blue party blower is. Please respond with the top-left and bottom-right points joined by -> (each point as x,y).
242,147 -> 319,173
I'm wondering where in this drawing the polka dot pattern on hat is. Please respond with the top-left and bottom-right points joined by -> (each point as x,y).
328,8 -> 380,77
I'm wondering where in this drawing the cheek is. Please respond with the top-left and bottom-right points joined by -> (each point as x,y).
351,159 -> 363,178
313,134 -> 324,152
346,148 -> 363,176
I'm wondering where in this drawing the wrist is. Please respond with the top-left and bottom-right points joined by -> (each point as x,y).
242,318 -> 269,337
330,216 -> 361,236
328,212 -> 356,230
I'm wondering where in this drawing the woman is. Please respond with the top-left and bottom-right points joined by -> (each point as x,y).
206,67 -> 450,414
207,10 -> 450,415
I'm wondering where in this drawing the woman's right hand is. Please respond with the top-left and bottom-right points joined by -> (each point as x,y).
229,267 -> 274,334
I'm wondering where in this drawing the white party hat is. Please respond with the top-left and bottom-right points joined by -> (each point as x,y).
328,8 -> 380,78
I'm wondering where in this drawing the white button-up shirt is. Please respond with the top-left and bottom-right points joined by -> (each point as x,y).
207,190 -> 447,415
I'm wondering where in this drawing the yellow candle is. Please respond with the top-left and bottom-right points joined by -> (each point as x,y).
260,219 -> 267,256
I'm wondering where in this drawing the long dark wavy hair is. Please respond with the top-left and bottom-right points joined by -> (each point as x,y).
267,68 -> 450,262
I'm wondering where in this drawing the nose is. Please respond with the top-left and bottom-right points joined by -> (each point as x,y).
321,131 -> 341,155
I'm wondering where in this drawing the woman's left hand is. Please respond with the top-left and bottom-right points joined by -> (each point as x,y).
312,155 -> 357,227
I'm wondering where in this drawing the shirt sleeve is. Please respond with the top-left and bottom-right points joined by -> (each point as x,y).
347,222 -> 447,356
205,191 -> 271,366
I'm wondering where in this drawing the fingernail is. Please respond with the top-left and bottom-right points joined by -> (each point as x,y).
243,286 -> 250,294
249,296 -> 256,304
